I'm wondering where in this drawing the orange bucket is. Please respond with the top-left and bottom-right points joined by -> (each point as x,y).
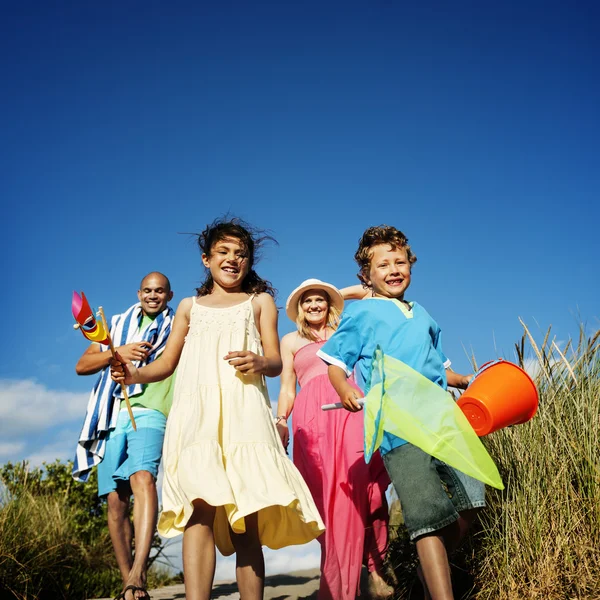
457,359 -> 539,436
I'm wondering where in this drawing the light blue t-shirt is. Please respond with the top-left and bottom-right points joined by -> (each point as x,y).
318,297 -> 451,455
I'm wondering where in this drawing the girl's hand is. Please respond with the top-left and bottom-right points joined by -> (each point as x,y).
224,351 -> 267,374
339,383 -> 364,412
275,417 -> 290,449
110,353 -> 138,385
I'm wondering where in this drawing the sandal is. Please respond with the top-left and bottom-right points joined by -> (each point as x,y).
115,584 -> 151,600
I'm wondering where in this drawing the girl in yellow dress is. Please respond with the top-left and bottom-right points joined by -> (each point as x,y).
112,218 -> 324,600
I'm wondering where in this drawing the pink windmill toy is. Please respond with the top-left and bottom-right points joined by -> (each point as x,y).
72,291 -> 137,430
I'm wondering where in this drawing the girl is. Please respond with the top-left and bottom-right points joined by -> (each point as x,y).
112,219 -> 324,600
276,279 -> 394,600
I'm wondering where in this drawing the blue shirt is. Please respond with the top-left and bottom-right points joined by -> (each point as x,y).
317,298 -> 451,455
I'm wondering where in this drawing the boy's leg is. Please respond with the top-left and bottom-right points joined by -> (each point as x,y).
230,511 -> 265,600
415,534 -> 452,600
382,444 -> 462,600
184,499 -> 217,600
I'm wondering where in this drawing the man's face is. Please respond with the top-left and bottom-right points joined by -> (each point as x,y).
137,275 -> 173,317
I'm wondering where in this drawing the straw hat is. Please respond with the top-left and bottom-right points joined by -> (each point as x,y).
285,279 -> 344,322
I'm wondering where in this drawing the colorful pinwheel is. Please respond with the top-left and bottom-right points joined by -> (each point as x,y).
72,291 -> 137,430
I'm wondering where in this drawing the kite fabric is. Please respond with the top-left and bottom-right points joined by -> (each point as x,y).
363,346 -> 504,490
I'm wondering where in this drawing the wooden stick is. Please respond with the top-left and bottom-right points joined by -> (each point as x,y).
98,306 -> 137,431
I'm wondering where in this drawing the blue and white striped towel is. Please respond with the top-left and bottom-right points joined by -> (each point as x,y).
72,302 -> 174,482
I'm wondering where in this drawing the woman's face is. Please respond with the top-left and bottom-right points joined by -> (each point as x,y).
300,290 -> 329,327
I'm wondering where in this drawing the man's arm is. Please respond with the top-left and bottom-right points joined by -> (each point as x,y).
75,341 -> 153,375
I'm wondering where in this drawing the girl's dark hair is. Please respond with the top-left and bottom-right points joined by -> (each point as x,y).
195,217 -> 278,298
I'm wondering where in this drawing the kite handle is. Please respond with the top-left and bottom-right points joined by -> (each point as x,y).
98,306 -> 137,432
321,399 -> 365,411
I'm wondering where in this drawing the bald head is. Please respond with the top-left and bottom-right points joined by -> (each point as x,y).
138,272 -> 173,317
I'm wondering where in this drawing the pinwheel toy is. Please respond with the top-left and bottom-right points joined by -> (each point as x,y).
72,291 -> 137,430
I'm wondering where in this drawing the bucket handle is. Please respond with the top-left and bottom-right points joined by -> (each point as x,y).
467,358 -> 505,388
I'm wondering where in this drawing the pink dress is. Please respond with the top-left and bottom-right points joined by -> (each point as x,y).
292,341 -> 390,600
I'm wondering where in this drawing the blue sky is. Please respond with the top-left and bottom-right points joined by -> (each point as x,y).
1,0 -> 599,578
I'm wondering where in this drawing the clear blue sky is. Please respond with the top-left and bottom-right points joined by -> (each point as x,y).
1,0 -> 599,576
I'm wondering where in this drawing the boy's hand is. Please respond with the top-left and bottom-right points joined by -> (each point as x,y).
110,353 -> 137,385
115,341 -> 152,363
461,374 -> 474,389
339,384 -> 364,412
224,351 -> 267,374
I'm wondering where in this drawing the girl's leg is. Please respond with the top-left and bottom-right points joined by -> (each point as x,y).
230,512 -> 265,600
183,499 -> 217,600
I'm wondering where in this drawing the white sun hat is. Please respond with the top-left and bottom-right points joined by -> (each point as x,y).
285,278 -> 344,322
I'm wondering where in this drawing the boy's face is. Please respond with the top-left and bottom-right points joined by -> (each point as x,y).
366,244 -> 411,299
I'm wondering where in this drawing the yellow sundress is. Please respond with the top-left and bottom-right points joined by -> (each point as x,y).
158,296 -> 325,555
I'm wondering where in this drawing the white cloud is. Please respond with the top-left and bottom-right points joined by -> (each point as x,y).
25,430 -> 80,467
0,441 -> 26,460
0,379 -> 87,437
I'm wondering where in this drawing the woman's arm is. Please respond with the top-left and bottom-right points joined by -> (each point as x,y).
277,333 -> 298,419
112,298 -> 192,385
340,284 -> 370,300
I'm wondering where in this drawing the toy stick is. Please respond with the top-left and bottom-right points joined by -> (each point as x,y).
321,399 -> 365,411
97,306 -> 137,431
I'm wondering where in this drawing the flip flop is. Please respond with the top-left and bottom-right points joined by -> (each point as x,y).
115,585 -> 151,600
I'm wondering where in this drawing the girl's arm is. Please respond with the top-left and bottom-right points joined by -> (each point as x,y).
446,368 -> 473,390
224,293 -> 283,377
112,298 -> 192,385
340,284 -> 370,300
328,364 -> 363,412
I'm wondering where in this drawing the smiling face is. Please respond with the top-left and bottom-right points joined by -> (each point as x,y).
299,290 -> 329,328
137,273 -> 173,317
202,236 -> 250,292
366,244 -> 412,299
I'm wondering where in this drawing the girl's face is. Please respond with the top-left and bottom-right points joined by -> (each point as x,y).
300,291 -> 329,327
366,244 -> 411,299
202,236 -> 250,291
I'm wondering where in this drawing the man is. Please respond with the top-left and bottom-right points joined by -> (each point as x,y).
73,272 -> 174,600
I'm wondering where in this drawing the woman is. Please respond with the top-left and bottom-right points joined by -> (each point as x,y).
276,279 -> 394,600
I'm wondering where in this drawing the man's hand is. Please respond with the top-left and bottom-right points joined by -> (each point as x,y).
339,383 -> 364,412
110,353 -> 138,385
114,341 -> 152,363
224,351 -> 267,374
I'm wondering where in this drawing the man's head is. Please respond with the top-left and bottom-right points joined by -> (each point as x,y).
137,272 -> 173,317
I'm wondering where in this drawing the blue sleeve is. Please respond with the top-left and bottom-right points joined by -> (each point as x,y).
434,327 -> 451,368
317,308 -> 363,377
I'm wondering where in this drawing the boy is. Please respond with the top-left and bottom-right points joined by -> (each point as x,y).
318,226 -> 483,600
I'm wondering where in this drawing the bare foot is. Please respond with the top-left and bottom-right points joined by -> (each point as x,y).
416,565 -> 432,600
367,570 -> 394,599
120,574 -> 150,600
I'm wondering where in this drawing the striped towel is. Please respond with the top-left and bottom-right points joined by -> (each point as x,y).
72,302 -> 174,482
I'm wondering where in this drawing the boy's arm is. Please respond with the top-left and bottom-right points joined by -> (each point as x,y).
446,368 -> 473,390
328,365 -> 363,412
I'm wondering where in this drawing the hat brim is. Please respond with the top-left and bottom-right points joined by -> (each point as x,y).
285,281 -> 344,323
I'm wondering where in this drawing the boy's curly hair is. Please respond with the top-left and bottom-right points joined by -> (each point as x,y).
195,216 -> 277,298
354,225 -> 417,286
